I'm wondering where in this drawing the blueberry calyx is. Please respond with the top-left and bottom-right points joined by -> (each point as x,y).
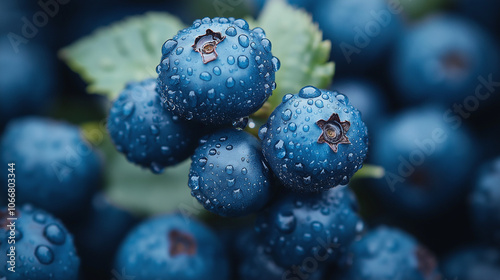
168,230 -> 197,256
316,113 -> 351,153
192,29 -> 226,64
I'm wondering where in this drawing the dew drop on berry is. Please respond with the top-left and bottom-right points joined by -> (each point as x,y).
200,72 -> 212,81
33,212 -> 47,224
299,86 -> 321,98
274,140 -> 286,159
225,165 -> 234,175
122,102 -> 135,117
225,26 -> 237,36
315,100 -> 324,108
189,175 -> 200,190
241,167 -> 248,175
162,40 -> 178,55
226,77 -> 235,88
258,125 -> 268,140
234,19 -> 249,30
237,55 -> 249,69
277,211 -> 296,233
227,56 -> 235,65
35,245 -> 54,265
282,109 -> 292,121
209,149 -> 217,156
282,94 -> 293,103
198,157 -> 207,167
261,38 -> 272,52
213,66 -> 221,76
175,47 -> 184,55
44,224 -> 66,245
272,57 -> 281,72
238,34 -> 250,48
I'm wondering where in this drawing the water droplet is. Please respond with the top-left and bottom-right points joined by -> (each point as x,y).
207,89 -> 215,99
238,34 -> 250,48
198,157 -> 207,167
258,125 -> 268,140
226,77 -> 235,88
288,122 -> 297,132
311,221 -> 323,232
261,38 -> 272,52
237,55 -> 249,69
200,72 -> 212,81
241,168 -> 248,175
315,100 -> 324,108
209,149 -> 217,156
282,94 -> 293,103
33,213 -> 47,224
303,125 -> 310,132
234,19 -> 249,30
277,211 -> 296,233
213,67 -> 221,76
227,178 -> 236,187
227,56 -> 235,65
282,109 -> 292,121
272,57 -> 281,72
226,145 -> 233,150
162,40 -> 178,55
274,140 -> 286,159
35,245 -> 54,264
233,188 -> 243,198
175,47 -> 184,55
189,175 -> 200,190
44,224 -> 66,245
122,102 -> 135,117
150,125 -> 159,136
303,176 -> 312,185
225,26 -> 237,36
225,165 -> 234,174
347,153 -> 354,161
299,86 -> 321,98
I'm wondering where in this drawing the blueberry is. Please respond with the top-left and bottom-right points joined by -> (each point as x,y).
0,205 -> 80,279
255,185 -> 363,268
0,40 -> 57,129
114,213 -> 230,280
332,78 -> 388,129
108,78 -> 201,173
236,227 -> 325,280
458,0 -> 500,32
469,157 -> 500,247
334,226 -> 441,280
260,86 -> 368,193
70,192 -> 138,274
370,106 -> 476,217
442,246 -> 500,280
157,17 -> 280,125
188,128 -> 272,217
0,117 -> 103,220
391,14 -> 500,104
312,0 -> 402,74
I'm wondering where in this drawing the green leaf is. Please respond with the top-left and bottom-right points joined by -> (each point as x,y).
59,12 -> 185,99
351,164 -> 385,180
252,0 -> 335,108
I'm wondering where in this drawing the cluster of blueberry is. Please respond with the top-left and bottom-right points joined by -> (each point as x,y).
1,0 -> 500,279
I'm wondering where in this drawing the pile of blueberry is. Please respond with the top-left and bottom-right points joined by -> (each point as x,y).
1,0 -> 500,279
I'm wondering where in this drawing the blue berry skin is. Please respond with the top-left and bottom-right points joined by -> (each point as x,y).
0,205 -> 80,279
70,192 -> 138,273
0,40 -> 56,128
108,78 -> 201,173
0,117 -> 103,220
114,213 -> 230,280
391,14 -> 500,105
469,157 -> 500,247
236,228 -> 325,280
335,226 -> 440,280
312,0 -> 402,74
332,79 -> 388,129
259,86 -> 369,193
157,17 -> 280,126
370,106 -> 476,217
442,246 -> 500,280
188,128 -> 272,217
255,185 -> 364,268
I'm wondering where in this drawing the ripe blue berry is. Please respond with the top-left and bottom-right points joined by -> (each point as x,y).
0,117 -> 103,220
157,17 -> 280,125
0,205 -> 80,279
371,106 -> 476,217
255,185 -> 363,268
259,86 -> 368,193
335,226 -> 440,280
442,246 -> 500,280
108,79 -> 201,173
114,213 -> 230,280
236,228 -> 325,280
189,128 -> 272,217
0,40 -> 57,129
470,157 -> 500,247
391,15 -> 500,104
